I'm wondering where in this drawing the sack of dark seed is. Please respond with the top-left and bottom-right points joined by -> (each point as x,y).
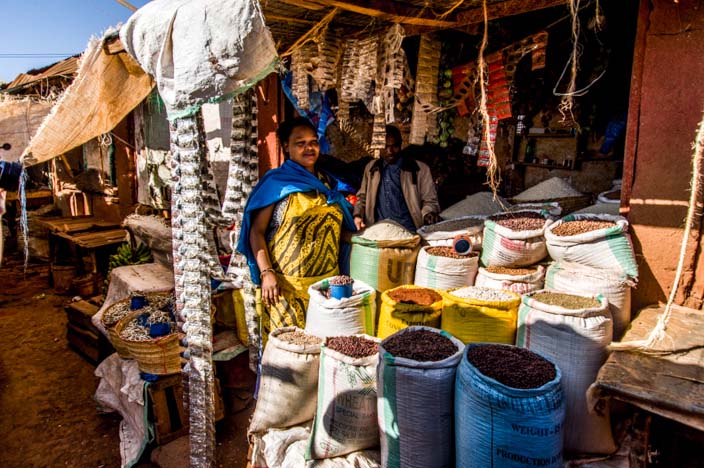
545,214 -> 638,280
481,211 -> 552,268
516,289 -> 615,454
377,286 -> 443,339
378,327 -> 464,468
456,343 -> 565,468
306,334 -> 381,460
248,327 -> 323,436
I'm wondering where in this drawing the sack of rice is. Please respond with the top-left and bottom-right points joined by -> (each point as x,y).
306,277 -> 377,337
546,261 -> 635,340
416,215 -> 485,250
512,177 -> 583,202
455,343 -> 565,468
414,246 -> 479,289
350,221 -> 420,293
481,211 -> 553,267
545,214 -> 638,280
378,327 -> 464,468
441,286 -> 521,344
306,335 -> 381,460
474,265 -> 546,295
248,327 -> 323,435
516,290 -> 616,454
440,192 -> 509,220
377,285 -> 443,339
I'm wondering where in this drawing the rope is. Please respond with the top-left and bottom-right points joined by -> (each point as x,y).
611,106 -> 704,354
434,0 -> 467,20
558,0 -> 581,125
281,8 -> 339,58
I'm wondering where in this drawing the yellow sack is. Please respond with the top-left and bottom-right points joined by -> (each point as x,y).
441,290 -> 521,344
377,285 -> 443,339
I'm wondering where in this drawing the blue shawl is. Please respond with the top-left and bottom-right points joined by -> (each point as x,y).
236,160 -> 356,285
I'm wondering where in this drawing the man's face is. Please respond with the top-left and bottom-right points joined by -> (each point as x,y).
383,134 -> 401,164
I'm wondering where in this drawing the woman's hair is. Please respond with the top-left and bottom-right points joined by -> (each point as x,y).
277,117 -> 317,148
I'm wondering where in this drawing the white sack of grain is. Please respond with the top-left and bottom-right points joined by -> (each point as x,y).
440,192 -> 509,220
416,215 -> 486,250
512,177 -> 583,202
306,278 -> 377,337
474,265 -> 546,295
480,215 -> 553,268
545,214 -> 638,280
248,327 -> 322,435
414,247 -> 479,289
546,260 -> 635,340
516,290 -> 616,454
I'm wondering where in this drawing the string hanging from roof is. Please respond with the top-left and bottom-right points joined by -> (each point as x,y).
281,7 -> 339,58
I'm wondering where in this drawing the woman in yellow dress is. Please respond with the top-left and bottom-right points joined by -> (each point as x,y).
237,117 -> 356,340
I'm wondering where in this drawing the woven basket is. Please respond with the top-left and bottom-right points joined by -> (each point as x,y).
102,299 -> 134,359
510,194 -> 593,215
115,310 -> 182,375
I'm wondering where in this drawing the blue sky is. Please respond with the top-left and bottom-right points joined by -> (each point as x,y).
0,0 -> 151,83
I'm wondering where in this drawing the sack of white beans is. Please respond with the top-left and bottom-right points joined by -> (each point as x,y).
481,212 -> 553,268
545,214 -> 638,280
474,265 -> 546,295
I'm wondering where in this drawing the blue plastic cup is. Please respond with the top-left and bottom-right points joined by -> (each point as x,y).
130,295 -> 147,310
136,313 -> 150,327
149,322 -> 171,337
330,282 -> 353,300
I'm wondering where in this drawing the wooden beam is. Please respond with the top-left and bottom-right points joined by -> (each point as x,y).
265,14 -> 317,25
455,0 -> 567,26
276,0 -> 458,27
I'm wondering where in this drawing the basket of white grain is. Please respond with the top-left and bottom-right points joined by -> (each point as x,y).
416,215 -> 486,250
350,220 -> 420,293
511,177 -> 592,214
441,286 -> 521,344
474,264 -> 546,295
481,211 -> 553,268
306,334 -> 381,460
544,214 -> 638,280
516,290 -> 616,455
414,246 -> 479,289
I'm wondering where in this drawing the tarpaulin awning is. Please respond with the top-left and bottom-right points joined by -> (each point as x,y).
22,35 -> 155,167
0,98 -> 54,163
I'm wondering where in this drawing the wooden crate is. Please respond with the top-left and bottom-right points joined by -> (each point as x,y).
148,374 -> 225,446
64,296 -> 113,365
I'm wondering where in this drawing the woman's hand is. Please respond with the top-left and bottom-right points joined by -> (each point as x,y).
260,270 -> 280,306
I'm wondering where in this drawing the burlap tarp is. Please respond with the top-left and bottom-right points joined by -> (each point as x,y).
22,36 -> 154,166
0,98 -> 53,163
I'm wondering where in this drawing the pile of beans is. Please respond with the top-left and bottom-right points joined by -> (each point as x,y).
277,330 -> 322,346
450,286 -> 515,302
329,275 -> 354,285
485,265 -> 538,276
531,291 -> 601,309
467,344 -> 556,389
425,246 -> 476,259
384,329 -> 457,362
489,211 -> 546,231
327,335 -> 378,358
551,219 -> 615,236
388,287 -> 442,305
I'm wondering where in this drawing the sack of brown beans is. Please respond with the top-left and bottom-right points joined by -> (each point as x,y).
248,327 -> 323,436
376,285 -> 443,339
516,290 -> 616,454
455,343 -> 565,468
350,222 -> 421,293
474,264 -> 546,295
306,277 -> 377,337
546,261 -> 636,340
441,286 -> 521,344
480,211 -> 553,268
545,214 -> 638,280
416,215 -> 486,250
378,326 -> 464,468
414,246 -> 479,290
306,334 -> 381,460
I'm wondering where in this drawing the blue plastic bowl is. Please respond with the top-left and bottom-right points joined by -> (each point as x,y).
130,295 -> 147,310
136,313 -> 150,327
330,282 -> 353,300
149,322 -> 171,338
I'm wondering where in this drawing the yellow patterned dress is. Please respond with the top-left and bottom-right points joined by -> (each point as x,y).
257,189 -> 343,341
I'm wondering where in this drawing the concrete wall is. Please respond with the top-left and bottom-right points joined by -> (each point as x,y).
626,0 -> 704,310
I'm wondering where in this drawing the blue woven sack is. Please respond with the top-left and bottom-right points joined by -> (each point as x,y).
455,343 -> 565,468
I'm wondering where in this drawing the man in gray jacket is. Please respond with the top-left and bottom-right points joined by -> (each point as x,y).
353,125 -> 440,232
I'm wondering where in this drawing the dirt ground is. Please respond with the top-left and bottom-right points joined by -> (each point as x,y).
0,253 -> 253,468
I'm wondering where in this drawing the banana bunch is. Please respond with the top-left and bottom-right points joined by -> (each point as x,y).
105,243 -> 153,290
